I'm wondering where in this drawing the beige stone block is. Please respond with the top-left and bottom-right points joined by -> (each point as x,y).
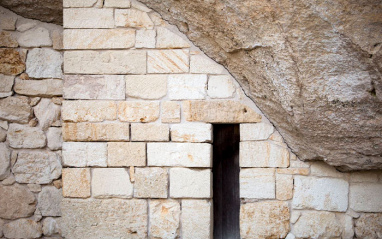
292,176 -> 349,212
149,200 -> 180,239
293,211 -> 342,238
7,123 -> 46,149
355,213 -> 382,239
0,8 -> 17,30
276,174 -> 293,200
52,29 -> 63,50
0,96 -> 32,124
168,74 -> 207,100
161,101 -> 180,123
134,167 -> 168,198
240,201 -> 290,239
34,98 -> 61,130
0,48 -> 25,76
0,184 -> 36,220
3,219 -> 42,239
104,0 -> 131,8
0,143 -> 10,180
184,100 -> 261,123
61,199 -> 147,238
92,168 -> 133,198
170,168 -> 211,198
190,54 -> 225,74
63,9 -> 114,28
115,9 -> 154,29
156,27 -> 190,48
42,217 -> 61,236
350,183 -> 382,212
26,48 -> 63,78
240,168 -> 275,199
63,122 -> 130,142
17,27 -> 52,47
182,200 -> 212,239
310,161 -> 347,178
240,122 -> 274,141
63,0 -> 98,7
0,31 -> 18,48
14,79 -> 63,97
62,142 -> 107,167
0,74 -> 14,94
171,123 -> 212,142
136,29 -> 156,48
148,49 -> 189,73
277,168 -> 310,175
62,168 -> 91,198
108,142 -> 146,166
240,141 -> 289,167
350,171 -> 380,182
118,101 -> 160,122
131,123 -> 169,142
64,50 -> 146,74
207,75 -> 236,99
64,75 -> 125,100
289,158 -> 310,168
62,100 -> 116,122
37,186 -> 62,217
64,29 -> 135,49
126,75 -> 167,99
148,143 -> 212,167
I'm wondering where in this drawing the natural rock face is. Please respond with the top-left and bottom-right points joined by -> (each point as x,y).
0,184 -> 36,219
137,0 -> 382,171
37,186 -> 62,216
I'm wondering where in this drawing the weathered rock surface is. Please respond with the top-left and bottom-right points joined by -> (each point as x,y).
26,48 -> 63,79
0,143 -> 10,180
7,123 -> 46,148
0,184 -> 36,219
3,219 -> 42,239
37,186 -> 62,217
137,0 -> 382,171
0,48 -> 25,75
34,98 -> 61,130
42,217 -> 61,236
149,200 -> 180,239
0,96 -> 31,123
355,213 -> 382,238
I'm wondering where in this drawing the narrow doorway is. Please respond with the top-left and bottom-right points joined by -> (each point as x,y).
213,124 -> 240,239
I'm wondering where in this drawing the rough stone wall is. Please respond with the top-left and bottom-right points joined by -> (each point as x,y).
60,1 -> 382,238
0,6 -> 63,239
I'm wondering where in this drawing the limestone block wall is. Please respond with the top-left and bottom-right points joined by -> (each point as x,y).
0,6 -> 64,239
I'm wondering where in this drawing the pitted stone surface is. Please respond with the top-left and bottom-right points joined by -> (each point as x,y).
3,219 -> 42,239
63,122 -> 130,141
7,123 -> 46,148
0,96 -> 31,123
182,200 -> 212,239
0,184 -> 36,219
149,200 -> 180,239
0,48 -> 25,75
26,48 -> 63,78
355,213 -> 382,238
37,186 -> 62,216
134,167 -> 168,198
63,142 -> 107,167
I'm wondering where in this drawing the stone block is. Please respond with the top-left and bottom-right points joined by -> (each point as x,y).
14,79 -> 63,97
148,143 -> 212,167
64,75 -> 125,100
277,168 -> 310,175
104,0 -> 131,8
64,29 -> 135,49
64,50 -> 146,74
92,168 -> 133,198
42,217 -> 61,236
34,98 -> 61,130
0,31 -> 18,47
190,54 -> 225,74
61,199 -> 147,238
161,101 -> 181,123
52,29 -> 63,50
276,173 -> 293,200
63,122 -> 130,141
108,142 -> 146,166
3,219 -> 42,239
0,48 -> 25,75
115,9 -> 154,29
13,151 -> 61,184
350,171 -> 380,182
46,127 -> 63,150
156,27 -> 190,48
240,168 -> 275,199
134,167 -> 168,198
63,8 -> 114,28
0,8 -> 17,30
26,48 -> 62,78
170,168 -> 211,198
37,186 -> 62,216
240,201 -> 290,239
126,75 -> 167,99
207,75 -> 236,98
62,168 -> 91,198
0,96 -> 31,123
148,49 -> 189,73
131,123 -> 169,141
168,74 -> 207,100
17,27 -> 52,47
0,143 -> 10,180
149,200 -> 180,238
0,74 -> 14,94
171,123 -> 212,142
350,183 -> 382,212
240,122 -> 274,141
355,213 -> 382,239
0,184 -> 35,220
62,100 -> 117,122
7,123 -> 46,148
136,29 -> 156,48
182,200 -> 212,239
63,0 -> 98,7
62,142 -> 107,167
118,101 -> 160,122
310,161 -> 346,178
184,100 -> 262,123
293,211 -> 342,238
292,176 -> 349,212
240,141 -> 289,167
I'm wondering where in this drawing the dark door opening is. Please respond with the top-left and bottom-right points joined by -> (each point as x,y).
213,124 -> 240,239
